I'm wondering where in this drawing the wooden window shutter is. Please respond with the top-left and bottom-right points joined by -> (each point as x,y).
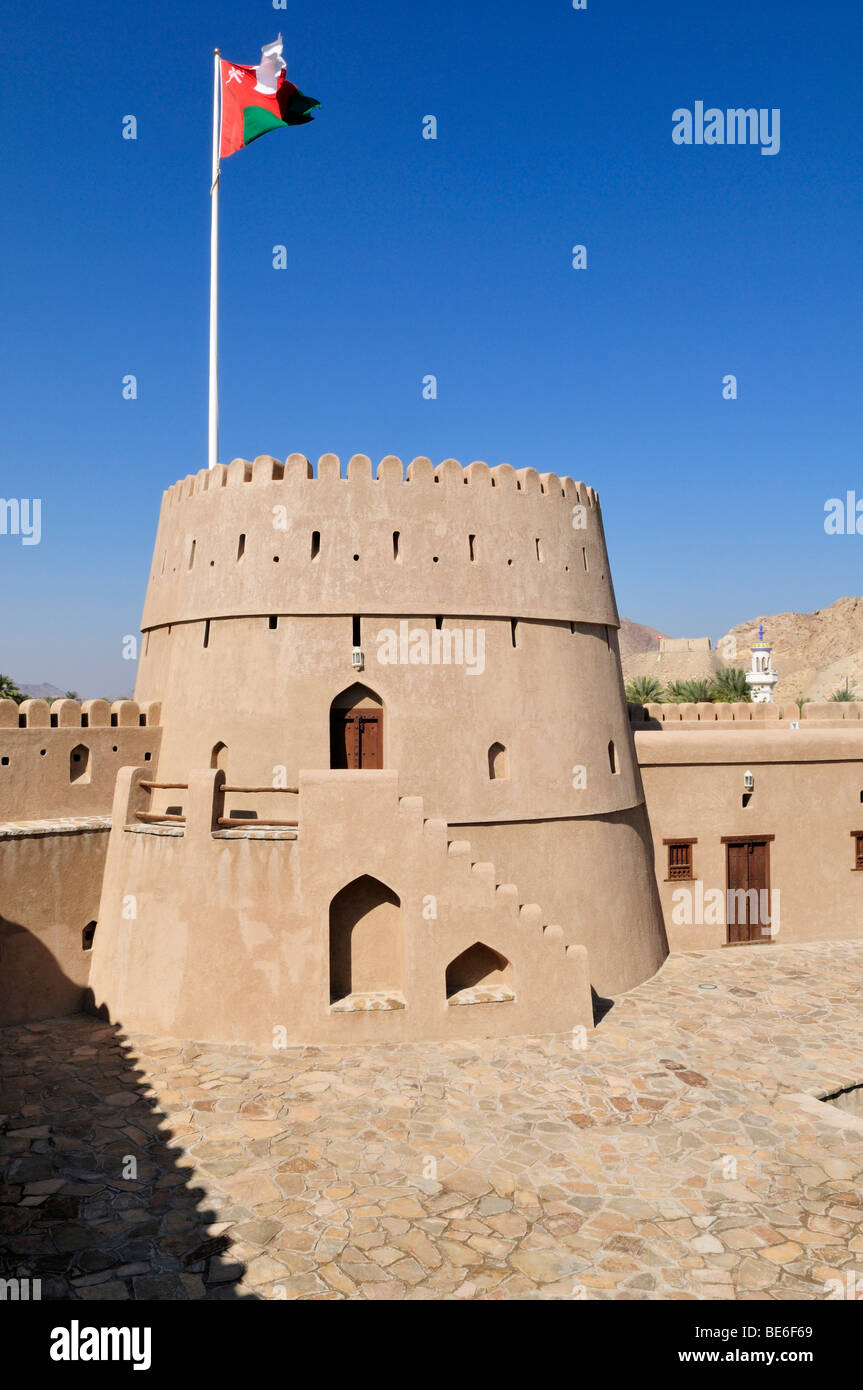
667,841 -> 693,880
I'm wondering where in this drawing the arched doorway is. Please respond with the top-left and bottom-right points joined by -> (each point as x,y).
330,684 -> 384,770
329,875 -> 403,1002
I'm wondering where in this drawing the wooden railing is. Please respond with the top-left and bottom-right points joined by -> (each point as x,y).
133,779 -> 298,830
135,781 -> 188,825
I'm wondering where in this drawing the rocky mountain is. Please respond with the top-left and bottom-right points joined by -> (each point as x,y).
719,596 -> 863,702
18,682 -> 66,701
621,595 -> 863,702
618,619 -> 667,660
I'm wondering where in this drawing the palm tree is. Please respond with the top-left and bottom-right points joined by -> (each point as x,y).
667,678 -> 715,704
829,684 -> 857,702
0,674 -> 25,704
625,675 -> 665,705
64,690 -> 81,701
794,696 -> 811,715
711,667 -> 751,703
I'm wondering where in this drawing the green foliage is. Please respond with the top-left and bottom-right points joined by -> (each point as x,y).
666,678 -> 715,704
625,675 -> 665,705
711,667 -> 751,703
0,673 -> 25,704
64,690 -> 81,701
829,685 -> 857,702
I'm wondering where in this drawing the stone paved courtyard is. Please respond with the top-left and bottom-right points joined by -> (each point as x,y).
2,941 -> 863,1301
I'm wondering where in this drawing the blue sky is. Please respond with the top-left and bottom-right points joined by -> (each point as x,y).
1,0 -> 861,694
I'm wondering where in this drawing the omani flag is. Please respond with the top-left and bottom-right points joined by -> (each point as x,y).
220,35 -> 319,158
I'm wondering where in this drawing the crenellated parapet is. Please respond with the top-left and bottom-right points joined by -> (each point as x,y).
629,700 -> 863,728
140,453 -> 617,631
0,700 -> 162,823
0,699 -> 161,729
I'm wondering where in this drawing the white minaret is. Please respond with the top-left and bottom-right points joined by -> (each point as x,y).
746,624 -> 779,703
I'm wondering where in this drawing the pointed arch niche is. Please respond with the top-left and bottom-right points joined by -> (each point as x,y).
445,943 -> 514,1006
330,684 -> 384,769
210,742 -> 229,772
329,875 -> 404,1008
488,742 -> 509,780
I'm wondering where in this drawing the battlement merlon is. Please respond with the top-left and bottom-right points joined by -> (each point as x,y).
158,454 -> 602,509
141,453 -> 620,631
0,699 -> 162,729
628,700 -> 863,726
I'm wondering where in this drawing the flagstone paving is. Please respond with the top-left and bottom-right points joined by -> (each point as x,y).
2,941 -> 862,1300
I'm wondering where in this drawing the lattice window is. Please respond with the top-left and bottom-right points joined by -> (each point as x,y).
665,840 -> 695,880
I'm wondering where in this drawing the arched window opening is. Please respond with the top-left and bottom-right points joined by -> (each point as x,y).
70,744 -> 91,784
488,742 -> 509,780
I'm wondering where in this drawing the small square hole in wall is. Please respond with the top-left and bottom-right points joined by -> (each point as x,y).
1,756 -> 8,766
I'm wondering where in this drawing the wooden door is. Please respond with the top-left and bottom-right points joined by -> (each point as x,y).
725,838 -> 771,943
357,711 -> 382,769
330,709 -> 383,769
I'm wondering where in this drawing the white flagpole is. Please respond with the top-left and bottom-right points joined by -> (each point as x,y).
208,48 -> 221,470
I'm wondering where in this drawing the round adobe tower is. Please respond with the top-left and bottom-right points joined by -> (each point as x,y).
133,451 -> 666,995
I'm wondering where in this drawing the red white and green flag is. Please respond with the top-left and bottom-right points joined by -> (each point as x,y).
220,35 -> 319,159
